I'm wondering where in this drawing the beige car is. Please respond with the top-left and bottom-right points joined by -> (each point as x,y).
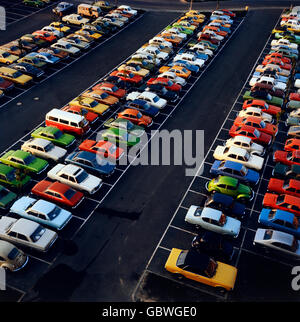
0,240 -> 28,272
117,63 -> 149,77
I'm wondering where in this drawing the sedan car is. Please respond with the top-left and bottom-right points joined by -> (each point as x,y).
69,97 -> 110,116
110,70 -> 143,86
0,185 -> 17,209
51,40 -> 80,56
0,164 -> 31,190
258,208 -> 300,238
158,71 -> 186,86
0,216 -> 57,252
139,83 -> 179,103
284,138 -> 300,152
117,109 -> 152,127
206,175 -> 253,202
0,50 -> 19,65
0,150 -> 48,175
210,160 -> 260,185
267,178 -> 300,198
104,117 -> 145,137
101,128 -> 140,147
31,180 -> 84,209
185,206 -> 241,238
82,89 -> 119,107
65,150 -> 116,177
62,14 -> 90,26
263,193 -> 300,216
253,228 -> 300,258
92,82 -> 126,99
273,150 -> 300,166
233,116 -> 278,137
29,52 -> 60,65
126,91 -> 167,109
125,99 -> 160,118
10,196 -> 72,230
229,125 -> 272,146
9,62 -> 45,79
147,77 -> 182,92
21,138 -> 67,162
61,105 -> 99,125
243,90 -> 283,107
165,248 -> 237,291
0,240 -> 28,272
18,54 -> 47,69
117,63 -> 150,77
237,107 -> 273,124
47,164 -> 102,195
213,145 -> 264,171
224,135 -> 265,156
242,99 -> 281,117
288,125 -> 300,138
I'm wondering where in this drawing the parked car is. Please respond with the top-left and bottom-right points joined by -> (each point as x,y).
79,139 -> 124,160
263,193 -> 300,216
0,185 -> 17,209
0,240 -> 28,272
267,178 -> 300,198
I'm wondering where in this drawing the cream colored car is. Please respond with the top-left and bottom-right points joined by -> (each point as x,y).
0,240 -> 28,272
117,63 -> 150,77
62,14 -> 90,26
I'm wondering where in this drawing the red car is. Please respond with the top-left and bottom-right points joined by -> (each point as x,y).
273,150 -> 300,166
263,193 -> 300,216
92,82 -> 126,99
229,124 -> 272,146
197,34 -> 220,45
284,138 -> 300,152
79,140 -> 124,160
110,70 -> 143,85
31,180 -> 84,208
220,9 -> 236,17
233,116 -> 278,137
118,108 -> 153,127
250,83 -> 284,98
268,178 -> 300,198
61,105 -> 99,124
264,52 -> 291,64
262,57 -> 292,70
32,30 -> 57,43
147,77 -> 181,92
289,92 -> 300,102
0,76 -> 14,91
242,99 -> 281,117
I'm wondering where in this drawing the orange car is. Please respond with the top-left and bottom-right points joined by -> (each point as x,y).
118,108 -> 153,127
32,30 -> 57,43
82,89 -> 119,107
157,33 -> 182,46
158,65 -> 191,79
210,19 -> 231,28
203,25 -> 228,37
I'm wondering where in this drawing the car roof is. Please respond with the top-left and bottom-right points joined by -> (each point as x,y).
0,240 -> 18,257
226,145 -> 248,157
0,163 -> 13,174
221,160 -> 243,170
233,135 -> 252,143
201,207 -> 222,220
31,199 -> 55,214
28,137 -> 51,147
10,218 -> 40,236
217,175 -> 238,185
184,248 -> 210,270
10,150 -> 30,159
75,150 -> 95,161
60,164 -> 82,176
268,229 -> 294,246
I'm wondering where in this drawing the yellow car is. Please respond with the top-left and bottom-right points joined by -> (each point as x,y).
183,14 -> 205,24
50,22 -> 71,33
69,96 -> 110,115
76,28 -> 102,40
117,63 -> 150,77
165,248 -> 237,291
159,65 -> 191,79
185,10 -> 206,20
0,50 -> 19,65
0,66 -> 32,86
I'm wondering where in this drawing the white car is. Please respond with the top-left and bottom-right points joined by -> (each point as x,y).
102,17 -> 124,28
21,138 -> 67,162
210,11 -> 233,23
62,14 -> 90,26
118,5 -> 137,16
131,53 -> 161,66
237,107 -> 273,123
42,26 -> 64,38
137,46 -> 169,61
289,109 -> 300,119
106,13 -> 128,23
62,36 -> 90,50
149,37 -> 173,48
280,19 -> 300,30
126,91 -> 167,109
173,53 -> 205,68
255,64 -> 290,77
51,40 -> 80,56
190,43 -> 213,57
0,240 -> 28,272
253,228 -> 300,259
197,30 -> 224,41
158,71 -> 186,86
10,196 -> 72,230
162,28 -> 187,40
0,216 -> 58,252
249,75 -> 286,91
185,206 -> 241,238
224,136 -> 265,156
47,164 -> 102,194
270,38 -> 298,50
213,145 -> 264,171
31,52 -> 60,64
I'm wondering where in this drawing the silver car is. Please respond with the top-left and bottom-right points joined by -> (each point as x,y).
0,240 -> 28,272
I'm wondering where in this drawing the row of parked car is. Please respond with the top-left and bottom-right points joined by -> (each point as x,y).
164,6 -> 300,294
0,2 -> 137,99
0,8 -> 221,272
162,10 -> 243,292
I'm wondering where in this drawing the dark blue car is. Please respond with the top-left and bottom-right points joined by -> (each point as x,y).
258,208 -> 300,238
210,160 -> 260,185
125,99 -> 160,117
65,150 -> 115,177
167,60 -> 200,74
204,192 -> 245,217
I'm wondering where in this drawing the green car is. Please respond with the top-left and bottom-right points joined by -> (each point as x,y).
17,55 -> 47,69
101,128 -> 140,147
0,185 -> 17,209
274,32 -> 300,44
0,164 -> 31,189
166,25 -> 193,35
103,118 -> 145,137
206,175 -> 253,202
0,150 -> 48,175
23,0 -> 45,8
31,126 -> 76,148
172,21 -> 196,31
286,100 -> 300,110
242,91 -> 283,107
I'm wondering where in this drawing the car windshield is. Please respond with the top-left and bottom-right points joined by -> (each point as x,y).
2,52 -> 10,58
31,226 -> 45,242
64,188 -> 76,200
48,206 -> 60,220
89,100 -> 98,107
167,80 -> 173,86
111,85 -> 118,92
44,142 -> 54,152
7,247 -> 20,260
108,144 -> 117,153
176,251 -> 187,266
101,92 -> 108,99
277,195 -> 285,204
153,96 -> 159,103
205,258 -> 218,278
253,129 -> 260,138
12,71 -> 22,78
24,155 -> 35,165
260,121 -> 266,128
76,170 -> 88,183
53,130 -> 62,139
136,112 -> 143,119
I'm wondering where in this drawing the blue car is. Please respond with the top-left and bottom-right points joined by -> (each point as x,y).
258,208 -> 300,238
125,99 -> 160,117
204,192 -> 245,217
10,196 -> 72,230
65,150 -> 115,177
178,49 -> 209,61
167,60 -> 200,74
210,160 -> 260,186
28,52 -> 60,65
